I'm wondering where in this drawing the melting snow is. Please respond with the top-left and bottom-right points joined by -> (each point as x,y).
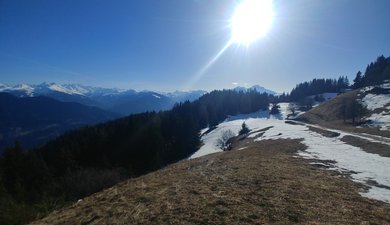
362,93 -> 390,111
190,114 -> 390,203
365,112 -> 390,131
360,82 -> 390,130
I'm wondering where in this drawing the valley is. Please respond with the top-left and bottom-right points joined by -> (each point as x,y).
29,80 -> 390,224
2,1 -> 390,224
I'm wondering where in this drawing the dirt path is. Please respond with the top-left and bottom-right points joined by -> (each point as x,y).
31,139 -> 390,225
291,120 -> 390,146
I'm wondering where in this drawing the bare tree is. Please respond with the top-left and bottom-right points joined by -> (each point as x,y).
287,103 -> 298,117
342,98 -> 366,124
216,129 -> 235,151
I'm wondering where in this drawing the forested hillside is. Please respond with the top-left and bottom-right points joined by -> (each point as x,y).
279,55 -> 389,103
289,77 -> 349,102
352,55 -> 390,89
0,90 -> 269,225
0,93 -> 118,152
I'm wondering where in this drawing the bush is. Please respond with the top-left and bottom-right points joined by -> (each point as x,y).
217,130 -> 235,151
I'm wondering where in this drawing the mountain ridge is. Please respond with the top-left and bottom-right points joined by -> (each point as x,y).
233,84 -> 278,95
0,93 -> 119,152
0,82 -> 277,115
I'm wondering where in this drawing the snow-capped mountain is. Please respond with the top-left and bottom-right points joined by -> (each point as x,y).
233,85 -> 277,95
163,90 -> 207,102
0,83 -> 129,97
0,83 -> 35,97
0,83 -> 206,115
0,82 -> 277,115
61,84 -> 134,97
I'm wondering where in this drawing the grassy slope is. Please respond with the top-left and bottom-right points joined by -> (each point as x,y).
298,90 -> 390,138
31,138 -> 390,225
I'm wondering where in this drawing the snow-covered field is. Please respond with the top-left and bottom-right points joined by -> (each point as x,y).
190,109 -> 390,203
361,81 -> 390,131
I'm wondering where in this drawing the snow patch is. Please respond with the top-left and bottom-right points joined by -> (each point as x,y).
365,112 -> 390,131
189,120 -> 241,159
191,113 -> 390,203
254,120 -> 390,204
360,81 -> 390,131
362,93 -> 390,111
49,84 -> 84,96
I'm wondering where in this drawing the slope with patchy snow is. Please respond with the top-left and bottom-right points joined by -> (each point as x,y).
190,107 -> 390,204
361,81 -> 390,131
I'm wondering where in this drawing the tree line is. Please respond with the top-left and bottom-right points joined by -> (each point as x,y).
353,55 -> 390,89
0,89 -> 269,225
289,77 -> 349,102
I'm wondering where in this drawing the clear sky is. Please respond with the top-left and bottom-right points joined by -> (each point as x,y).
1,0 -> 389,93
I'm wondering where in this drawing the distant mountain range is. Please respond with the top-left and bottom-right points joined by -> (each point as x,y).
233,85 -> 278,95
0,82 -> 276,151
0,83 -> 276,115
0,83 -> 207,115
0,93 -> 118,152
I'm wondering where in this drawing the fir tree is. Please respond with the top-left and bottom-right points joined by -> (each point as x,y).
239,122 -> 250,135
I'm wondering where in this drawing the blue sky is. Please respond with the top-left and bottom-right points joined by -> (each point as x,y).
1,0 -> 389,92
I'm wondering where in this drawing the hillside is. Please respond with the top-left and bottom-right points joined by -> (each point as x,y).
0,93 -> 118,152
31,137 -> 390,224
298,82 -> 390,138
0,90 -> 271,225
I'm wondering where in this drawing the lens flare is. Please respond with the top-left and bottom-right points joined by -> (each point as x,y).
231,0 -> 274,44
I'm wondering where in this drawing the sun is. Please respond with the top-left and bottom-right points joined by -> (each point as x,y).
230,0 -> 274,44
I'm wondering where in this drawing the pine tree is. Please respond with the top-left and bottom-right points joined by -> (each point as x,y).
239,122 -> 250,135
353,71 -> 362,89
270,104 -> 280,115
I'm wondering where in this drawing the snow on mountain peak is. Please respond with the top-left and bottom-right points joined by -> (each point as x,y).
233,85 -> 277,95
152,94 -> 161,99
48,83 -> 85,96
10,84 -> 35,96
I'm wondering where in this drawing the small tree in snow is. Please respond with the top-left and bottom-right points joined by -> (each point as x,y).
288,103 -> 298,116
217,129 -> 235,151
238,122 -> 250,135
270,104 -> 280,115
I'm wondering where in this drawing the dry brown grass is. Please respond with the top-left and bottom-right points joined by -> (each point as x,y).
307,126 -> 340,138
299,90 -> 390,138
341,135 -> 390,157
31,138 -> 390,225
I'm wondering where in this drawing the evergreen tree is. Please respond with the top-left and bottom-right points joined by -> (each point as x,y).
289,76 -> 349,102
270,104 -> 280,115
352,55 -> 390,88
238,122 -> 250,135
353,71 -> 363,89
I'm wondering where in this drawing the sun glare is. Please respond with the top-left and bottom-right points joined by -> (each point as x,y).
231,0 -> 274,44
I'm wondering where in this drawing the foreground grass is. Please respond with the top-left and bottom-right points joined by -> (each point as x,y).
31,138 -> 390,224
